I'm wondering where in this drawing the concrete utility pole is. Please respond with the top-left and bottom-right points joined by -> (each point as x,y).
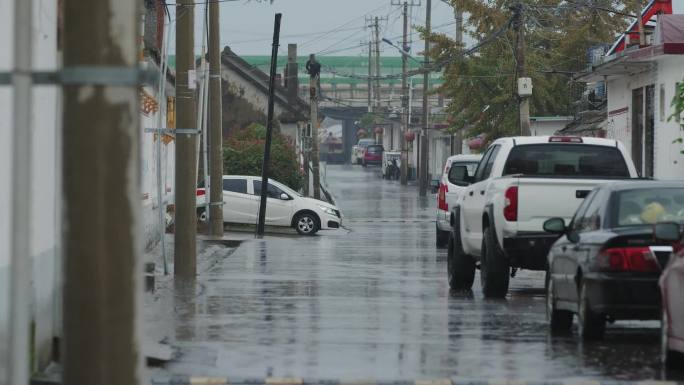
310,67 -> 321,200
8,0 -> 32,383
374,16 -> 382,112
208,0 -> 224,236
175,0 -> 198,278
62,0 -> 141,383
400,1 -> 409,185
514,1 -> 531,136
367,40 -> 373,112
453,3 -> 464,155
419,0 -> 432,197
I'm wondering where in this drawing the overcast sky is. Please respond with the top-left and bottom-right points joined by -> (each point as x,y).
169,0 -> 458,57
168,0 -> 684,57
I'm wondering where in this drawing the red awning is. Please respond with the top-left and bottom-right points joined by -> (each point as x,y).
607,0 -> 673,55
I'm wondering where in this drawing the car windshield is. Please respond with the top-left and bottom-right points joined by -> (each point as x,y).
614,188 -> 684,226
366,146 -> 382,154
358,139 -> 375,148
502,144 -> 630,178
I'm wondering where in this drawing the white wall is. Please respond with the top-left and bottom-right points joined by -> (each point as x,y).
605,57 -> 684,180
654,55 -> 684,180
139,81 -> 176,252
530,118 -> 572,136
605,70 -> 655,164
0,0 -> 61,376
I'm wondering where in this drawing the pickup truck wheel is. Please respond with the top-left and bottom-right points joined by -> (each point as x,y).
435,224 -> 449,248
578,282 -> 605,341
447,232 -> 475,290
480,227 -> 510,298
546,273 -> 573,334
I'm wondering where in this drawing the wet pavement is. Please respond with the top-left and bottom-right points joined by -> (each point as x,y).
147,164 -> 682,382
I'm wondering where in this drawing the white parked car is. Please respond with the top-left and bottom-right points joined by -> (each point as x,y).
436,154 -> 482,247
197,175 -> 342,235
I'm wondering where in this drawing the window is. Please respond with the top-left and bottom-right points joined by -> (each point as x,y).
611,187 -> 684,227
366,145 -> 383,154
223,179 -> 247,194
578,189 -> 606,232
481,146 -> 501,180
502,144 -> 630,178
253,180 -> 286,199
473,145 -> 500,182
569,189 -> 597,232
448,162 -> 479,186
473,147 -> 494,182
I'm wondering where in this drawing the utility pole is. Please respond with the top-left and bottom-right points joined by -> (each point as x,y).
62,0 -> 141,383
453,3 -> 464,154
400,1 -> 409,185
419,0 -> 432,197
374,16 -> 382,112
310,65 -> 321,200
257,14 -> 282,236
514,1 -> 531,136
368,40 -> 373,112
175,0 -> 197,278
208,0 -> 224,236
8,0 -> 32,383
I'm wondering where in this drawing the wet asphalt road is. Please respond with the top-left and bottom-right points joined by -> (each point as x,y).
150,164 -> 680,381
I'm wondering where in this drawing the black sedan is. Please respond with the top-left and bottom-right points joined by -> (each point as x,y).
543,181 -> 684,340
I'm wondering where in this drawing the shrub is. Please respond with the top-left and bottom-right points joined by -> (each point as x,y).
224,123 -> 304,191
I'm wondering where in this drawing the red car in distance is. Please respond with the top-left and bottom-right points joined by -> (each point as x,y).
362,144 -> 384,167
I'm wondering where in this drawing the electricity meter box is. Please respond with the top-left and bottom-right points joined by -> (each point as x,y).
517,77 -> 533,97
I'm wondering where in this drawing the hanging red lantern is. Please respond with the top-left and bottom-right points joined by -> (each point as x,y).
404,131 -> 416,142
374,126 -> 383,135
469,137 -> 484,150
357,128 -> 367,138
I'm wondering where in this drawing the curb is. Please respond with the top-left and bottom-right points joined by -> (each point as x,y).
33,376 -> 683,385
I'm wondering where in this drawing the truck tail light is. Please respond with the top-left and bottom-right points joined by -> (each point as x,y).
503,186 -> 518,221
196,188 -> 206,197
595,247 -> 660,272
438,183 -> 448,211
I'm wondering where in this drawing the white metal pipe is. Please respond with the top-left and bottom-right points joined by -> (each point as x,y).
156,8 -> 171,275
9,0 -> 33,383
202,64 -> 210,217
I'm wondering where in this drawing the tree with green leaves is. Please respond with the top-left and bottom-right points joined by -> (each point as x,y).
429,0 -> 640,140
669,80 -> 684,153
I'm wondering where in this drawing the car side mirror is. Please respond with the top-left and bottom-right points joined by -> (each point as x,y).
567,231 -> 580,244
543,217 -> 566,234
280,193 -> 290,200
654,222 -> 681,242
448,165 -> 473,187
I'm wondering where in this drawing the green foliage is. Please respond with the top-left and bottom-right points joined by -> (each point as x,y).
359,112 -> 377,128
431,0 -> 640,140
224,123 -> 304,191
669,80 -> 684,153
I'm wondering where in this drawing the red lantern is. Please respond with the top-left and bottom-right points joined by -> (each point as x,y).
357,128 -> 367,138
469,137 -> 484,150
374,126 -> 383,135
404,131 -> 416,142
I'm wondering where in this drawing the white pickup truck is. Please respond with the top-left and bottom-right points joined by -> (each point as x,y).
447,136 -> 639,297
